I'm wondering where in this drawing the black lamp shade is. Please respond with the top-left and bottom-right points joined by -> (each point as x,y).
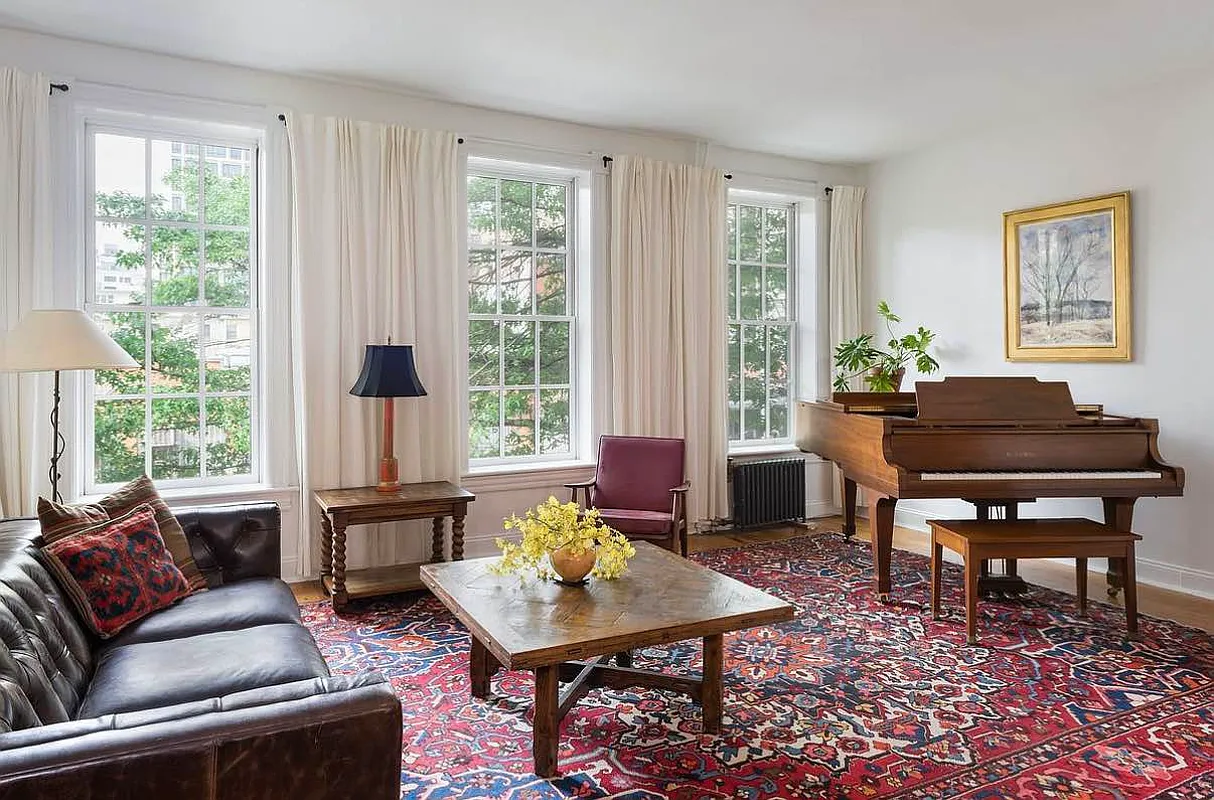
349,345 -> 427,398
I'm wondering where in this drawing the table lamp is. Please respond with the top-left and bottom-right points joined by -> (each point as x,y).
0,309 -> 139,503
349,343 -> 427,493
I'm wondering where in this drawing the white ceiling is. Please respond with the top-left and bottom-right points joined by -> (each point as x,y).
4,0 -> 1214,163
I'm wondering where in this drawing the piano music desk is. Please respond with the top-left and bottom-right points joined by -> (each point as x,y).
928,518 -> 1141,645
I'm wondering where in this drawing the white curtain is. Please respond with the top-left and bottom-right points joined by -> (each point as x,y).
286,116 -> 461,573
828,186 -> 866,389
607,154 -> 728,526
0,68 -> 52,517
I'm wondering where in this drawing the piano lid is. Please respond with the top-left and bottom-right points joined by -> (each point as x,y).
914,377 -> 1080,422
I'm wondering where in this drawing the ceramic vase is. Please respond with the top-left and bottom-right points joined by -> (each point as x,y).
549,545 -> 596,585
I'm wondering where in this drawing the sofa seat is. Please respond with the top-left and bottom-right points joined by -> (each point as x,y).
78,623 -> 330,718
597,508 -> 674,536
108,578 -> 302,647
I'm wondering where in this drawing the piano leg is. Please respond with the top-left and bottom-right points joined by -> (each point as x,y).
1102,497 -> 1136,597
868,494 -> 896,603
842,475 -> 857,538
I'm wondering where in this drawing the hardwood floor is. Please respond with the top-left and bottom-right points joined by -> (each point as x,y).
291,516 -> 1213,633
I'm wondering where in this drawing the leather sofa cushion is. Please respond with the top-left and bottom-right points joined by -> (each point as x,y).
108,578 -> 301,647
77,624 -> 330,718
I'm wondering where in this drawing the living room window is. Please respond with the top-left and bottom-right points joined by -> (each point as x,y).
85,125 -> 260,492
727,198 -> 796,445
466,165 -> 577,465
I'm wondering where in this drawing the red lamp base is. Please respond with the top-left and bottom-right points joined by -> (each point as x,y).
376,456 -> 400,493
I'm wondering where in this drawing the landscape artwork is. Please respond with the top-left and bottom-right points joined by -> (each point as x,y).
1003,192 -> 1131,361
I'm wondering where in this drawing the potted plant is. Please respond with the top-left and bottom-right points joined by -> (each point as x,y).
833,301 -> 940,392
491,496 -> 636,585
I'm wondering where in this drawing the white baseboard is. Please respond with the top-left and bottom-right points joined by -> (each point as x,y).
893,504 -> 1214,600
806,500 -> 836,519
279,557 -> 303,583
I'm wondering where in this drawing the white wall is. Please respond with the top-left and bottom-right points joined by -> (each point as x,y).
867,68 -> 1214,597
0,26 -> 863,578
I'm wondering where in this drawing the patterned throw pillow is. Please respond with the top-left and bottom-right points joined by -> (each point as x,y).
38,475 -> 206,593
40,504 -> 192,638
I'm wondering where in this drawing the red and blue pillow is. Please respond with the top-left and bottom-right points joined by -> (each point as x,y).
40,503 -> 191,638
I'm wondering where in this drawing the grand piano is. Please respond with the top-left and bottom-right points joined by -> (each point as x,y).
796,376 -> 1184,601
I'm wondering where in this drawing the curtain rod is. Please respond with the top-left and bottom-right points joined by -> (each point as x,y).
601,155 -> 732,180
273,113 -> 465,143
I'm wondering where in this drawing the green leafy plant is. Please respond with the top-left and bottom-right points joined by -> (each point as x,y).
832,301 -> 940,392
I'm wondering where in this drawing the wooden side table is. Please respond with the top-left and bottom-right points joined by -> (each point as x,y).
928,517 -> 1141,645
314,481 -> 475,611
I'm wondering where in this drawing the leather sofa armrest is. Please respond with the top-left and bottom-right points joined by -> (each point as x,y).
173,502 -> 282,586
0,674 -> 402,800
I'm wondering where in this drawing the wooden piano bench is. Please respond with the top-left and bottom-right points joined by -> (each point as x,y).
928,518 -> 1141,645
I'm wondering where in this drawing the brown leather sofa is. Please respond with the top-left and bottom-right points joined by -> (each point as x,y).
0,502 -> 402,799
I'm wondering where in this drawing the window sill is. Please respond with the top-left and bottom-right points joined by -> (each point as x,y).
728,442 -> 801,458
80,483 -> 298,511
461,461 -> 597,494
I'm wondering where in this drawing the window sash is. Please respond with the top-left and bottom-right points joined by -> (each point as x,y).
466,169 -> 578,464
727,199 -> 796,445
84,124 -> 261,493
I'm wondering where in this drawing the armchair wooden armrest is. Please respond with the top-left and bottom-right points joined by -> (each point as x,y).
565,478 -> 596,506
669,481 -> 691,494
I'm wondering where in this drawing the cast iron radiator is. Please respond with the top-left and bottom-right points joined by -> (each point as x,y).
730,457 -> 806,529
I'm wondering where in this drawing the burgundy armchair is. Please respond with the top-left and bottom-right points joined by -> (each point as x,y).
565,435 -> 691,557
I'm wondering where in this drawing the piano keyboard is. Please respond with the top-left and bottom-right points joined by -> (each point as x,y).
921,470 -> 1163,481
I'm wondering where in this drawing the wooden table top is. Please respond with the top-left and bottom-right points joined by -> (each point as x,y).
420,542 -> 795,670
314,481 -> 475,512
929,518 -> 1142,543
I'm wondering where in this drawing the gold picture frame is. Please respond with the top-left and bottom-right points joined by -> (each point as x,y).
1004,191 -> 1131,361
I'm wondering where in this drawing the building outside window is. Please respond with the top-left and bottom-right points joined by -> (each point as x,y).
466,166 -> 576,465
726,198 -> 796,446
85,126 -> 259,491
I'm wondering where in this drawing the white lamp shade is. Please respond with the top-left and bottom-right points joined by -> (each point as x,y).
0,309 -> 139,373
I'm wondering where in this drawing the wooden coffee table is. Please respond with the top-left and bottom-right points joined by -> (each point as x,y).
420,542 -> 794,777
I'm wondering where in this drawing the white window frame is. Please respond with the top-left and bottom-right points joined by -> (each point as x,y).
465,158 -> 584,469
83,119 -> 263,494
727,191 -> 800,451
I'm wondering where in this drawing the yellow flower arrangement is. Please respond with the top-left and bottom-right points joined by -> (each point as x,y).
491,496 -> 636,581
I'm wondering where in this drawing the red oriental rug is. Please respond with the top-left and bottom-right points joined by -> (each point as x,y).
299,533 -> 1214,799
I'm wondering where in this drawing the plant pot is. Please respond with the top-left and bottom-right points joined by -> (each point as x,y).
868,367 -> 906,391
549,545 -> 596,585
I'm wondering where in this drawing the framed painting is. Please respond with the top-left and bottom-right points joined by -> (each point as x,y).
1003,191 -> 1131,361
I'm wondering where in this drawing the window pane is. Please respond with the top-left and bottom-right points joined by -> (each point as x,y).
468,176 -> 497,249
503,321 -> 535,385
764,207 -> 788,264
739,264 -> 762,320
539,388 -> 570,454
738,205 -> 761,261
535,253 -> 566,315
727,204 -> 737,260
769,326 -> 790,439
727,323 -> 741,440
727,262 -> 738,321
204,147 -> 251,226
95,399 -> 146,484
149,227 -> 200,305
765,266 -> 788,321
468,320 -> 501,387
151,140 -> 198,222
742,325 -> 767,440
469,249 -> 497,314
469,390 -> 501,459
204,230 -> 250,307
94,133 -> 146,218
535,183 -> 566,248
205,396 -> 252,476
503,389 -> 535,456
500,180 -> 533,247
93,312 -> 146,396
499,251 -> 533,315
151,398 -> 201,479
94,222 -> 146,304
150,312 -> 200,394
538,321 -> 569,384
203,313 -> 252,392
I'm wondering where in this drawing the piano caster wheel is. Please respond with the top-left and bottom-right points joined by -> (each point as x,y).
877,593 -> 891,604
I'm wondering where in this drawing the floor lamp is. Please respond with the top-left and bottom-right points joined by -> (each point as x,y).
0,310 -> 138,503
